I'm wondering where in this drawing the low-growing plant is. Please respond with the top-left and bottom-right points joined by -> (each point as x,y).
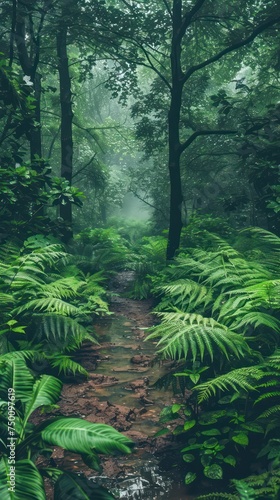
71,227 -> 132,274
0,235 -> 110,375
147,227 -> 280,490
0,354 -> 133,499
129,235 -> 167,298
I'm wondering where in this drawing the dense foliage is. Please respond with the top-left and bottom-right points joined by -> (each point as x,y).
138,227 -> 280,497
0,0 -> 279,498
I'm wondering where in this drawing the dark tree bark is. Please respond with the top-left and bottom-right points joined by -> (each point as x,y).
57,21 -> 74,236
166,1 -> 185,260
14,0 -> 45,159
30,72 -> 42,159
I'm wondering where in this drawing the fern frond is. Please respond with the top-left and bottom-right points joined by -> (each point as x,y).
47,354 -> 88,376
255,391 -> 280,404
155,280 -> 212,312
229,312 -> 280,332
18,244 -> 67,270
0,293 -> 15,307
232,479 -> 256,500
257,405 -> 280,419
265,350 -> 280,369
14,298 -> 83,317
244,468 -> 280,487
194,366 -> 263,403
37,314 -> 97,349
241,227 -> 280,251
37,277 -> 86,299
0,351 -> 35,362
146,312 -> 249,362
5,270 -> 46,288
0,241 -> 20,263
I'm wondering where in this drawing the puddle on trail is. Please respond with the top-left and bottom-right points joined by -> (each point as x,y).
86,313 -> 195,500
92,315 -> 179,432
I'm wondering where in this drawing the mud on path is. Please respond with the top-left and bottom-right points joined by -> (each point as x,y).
36,272 -> 189,499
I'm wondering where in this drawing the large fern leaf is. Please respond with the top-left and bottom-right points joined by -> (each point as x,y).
194,366 -> 263,403
14,298 -> 83,317
146,312 -> 249,361
35,314 -> 96,351
155,280 -> 212,312
47,354 -> 88,376
36,277 -> 86,299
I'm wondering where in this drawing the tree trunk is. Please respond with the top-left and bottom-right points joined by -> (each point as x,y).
166,0 -> 184,259
15,3 -> 42,162
57,22 -> 73,237
30,72 -> 42,160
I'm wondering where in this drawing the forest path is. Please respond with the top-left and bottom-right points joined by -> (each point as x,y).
43,272 -> 194,499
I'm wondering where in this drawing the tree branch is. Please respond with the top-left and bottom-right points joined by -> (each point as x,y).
182,16 -> 280,83
178,0 -> 207,41
72,154 -> 97,180
9,0 -> 17,66
162,0 -> 172,19
139,44 -> 171,90
180,129 -> 237,154
132,190 -> 168,218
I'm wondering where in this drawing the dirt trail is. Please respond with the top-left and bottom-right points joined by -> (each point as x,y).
38,272 -> 191,499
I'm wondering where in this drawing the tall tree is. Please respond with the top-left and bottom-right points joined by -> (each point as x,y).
104,0 -> 280,258
14,0 -> 53,160
56,7 -> 74,234
164,0 -> 280,258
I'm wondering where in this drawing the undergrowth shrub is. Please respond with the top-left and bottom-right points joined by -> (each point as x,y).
146,227 -> 280,492
128,235 -> 167,299
0,354 -> 133,499
0,235 -> 110,376
71,227 -> 132,274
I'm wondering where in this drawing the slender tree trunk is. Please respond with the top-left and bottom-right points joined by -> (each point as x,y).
166,0 -> 184,259
15,1 -> 42,161
167,88 -> 184,259
57,22 -> 73,237
30,72 -> 42,159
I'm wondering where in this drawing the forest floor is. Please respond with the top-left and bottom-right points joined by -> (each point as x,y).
34,271 -> 192,499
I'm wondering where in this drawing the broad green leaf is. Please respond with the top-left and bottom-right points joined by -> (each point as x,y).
0,458 -> 46,499
204,449 -> 215,455
81,453 -> 101,471
185,472 -> 196,485
0,358 -> 34,402
204,463 -> 223,480
181,444 -> 201,453
182,454 -> 195,463
190,374 -> 201,384
224,455 -> 236,466
23,375 -> 62,423
173,425 -> 184,435
153,428 -> 170,438
201,455 -> 212,467
183,420 -> 196,431
203,438 -> 219,449
41,418 -> 133,455
54,472 -> 114,500
201,429 -> 221,436
241,423 -> 263,434
221,426 -> 231,434
232,433 -> 249,446
171,404 -> 181,413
